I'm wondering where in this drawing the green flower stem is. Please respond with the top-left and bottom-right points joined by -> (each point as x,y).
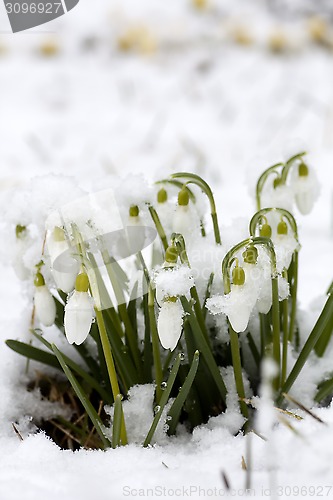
288,251 -> 299,343
222,237 -> 280,389
95,308 -> 128,446
148,286 -> 163,403
277,291 -> 333,407
271,276 -> 281,391
143,353 -> 182,447
259,313 -> 271,357
167,351 -> 200,435
229,326 -> 248,419
280,152 -> 307,184
255,163 -> 284,211
148,205 -> 168,251
170,172 -> 221,245
281,269 -> 289,386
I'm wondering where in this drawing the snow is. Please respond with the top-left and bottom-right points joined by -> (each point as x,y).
1,0 -> 333,498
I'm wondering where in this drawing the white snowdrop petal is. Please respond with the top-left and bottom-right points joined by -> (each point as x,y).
294,177 -> 314,215
172,205 -> 190,236
47,238 -> 68,264
227,304 -> 253,333
64,292 -> 93,345
34,286 -> 56,327
157,300 -> 184,351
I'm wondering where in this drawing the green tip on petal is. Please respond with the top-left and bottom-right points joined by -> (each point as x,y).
298,162 -> 309,177
277,220 -> 288,235
157,188 -> 168,204
34,272 -> 45,287
53,226 -> 66,242
165,245 -> 178,264
243,245 -> 258,264
15,225 -> 26,239
129,205 -> 139,217
260,223 -> 272,238
232,265 -> 245,286
75,273 -> 90,293
178,187 -> 189,206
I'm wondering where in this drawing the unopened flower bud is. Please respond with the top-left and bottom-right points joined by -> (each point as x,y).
165,245 -> 178,264
178,187 -> 189,207
129,205 -> 139,218
75,273 -> 89,292
260,223 -> 272,238
15,224 -> 27,239
298,162 -> 309,177
157,188 -> 168,204
232,265 -> 245,286
277,220 -> 288,236
273,177 -> 282,189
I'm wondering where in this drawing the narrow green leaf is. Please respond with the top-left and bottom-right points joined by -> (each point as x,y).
278,292 -> 333,406
51,343 -> 111,449
112,394 -> 124,448
6,340 -> 60,370
315,377 -> 333,403
202,272 -> 214,320
180,297 -> 227,403
143,353 -> 182,447
31,330 -> 112,404
103,309 -> 138,390
167,351 -> 200,435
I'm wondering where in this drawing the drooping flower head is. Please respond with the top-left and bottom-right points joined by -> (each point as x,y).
64,273 -> 94,346
34,271 -> 56,327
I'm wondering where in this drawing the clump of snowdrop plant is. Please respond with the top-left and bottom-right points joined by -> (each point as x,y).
6,152 -> 333,450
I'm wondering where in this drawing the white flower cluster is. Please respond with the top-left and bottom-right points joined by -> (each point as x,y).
206,243 -> 290,333
261,161 -> 320,216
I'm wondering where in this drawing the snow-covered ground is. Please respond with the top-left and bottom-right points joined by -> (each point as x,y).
1,1 -> 333,499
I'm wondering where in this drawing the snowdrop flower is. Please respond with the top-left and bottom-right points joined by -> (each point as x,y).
34,272 -> 56,327
47,226 -> 80,293
64,273 -> 94,345
125,205 -> 146,255
207,263 -> 257,333
292,162 -> 319,215
261,178 -> 293,213
273,220 -> 299,272
157,297 -> 184,351
155,188 -> 172,231
173,187 -> 197,241
155,245 -> 179,304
